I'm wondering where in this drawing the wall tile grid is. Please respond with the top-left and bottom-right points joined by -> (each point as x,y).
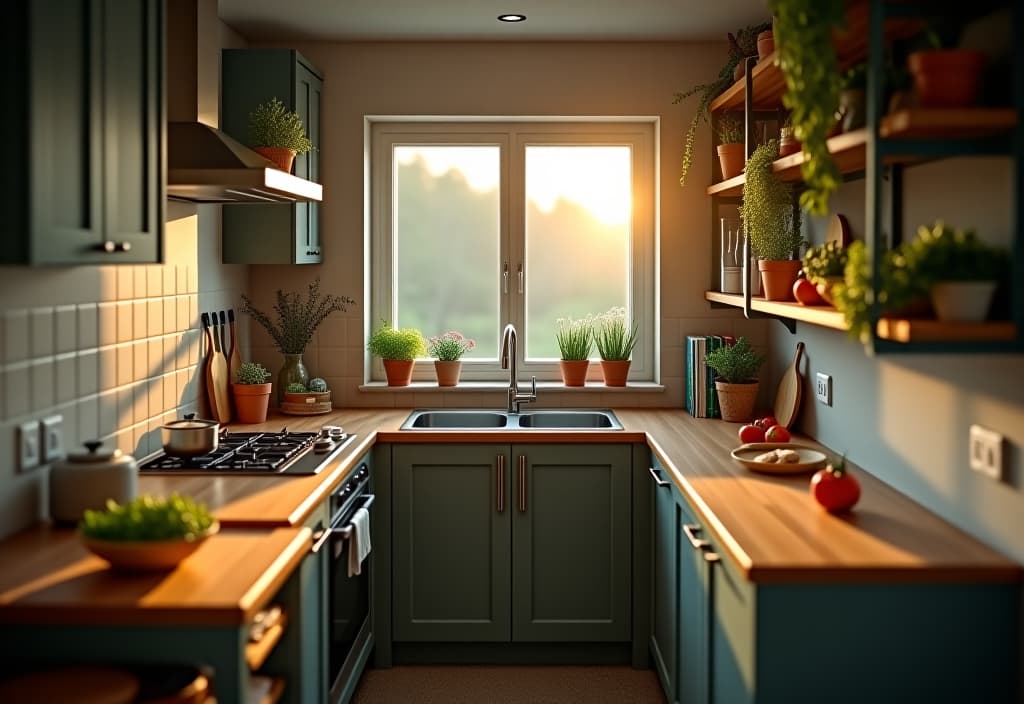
0,265 -> 203,466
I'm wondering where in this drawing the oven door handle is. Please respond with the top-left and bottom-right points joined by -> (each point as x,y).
336,494 -> 376,540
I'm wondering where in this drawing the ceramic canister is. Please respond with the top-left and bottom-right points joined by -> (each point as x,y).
49,441 -> 138,524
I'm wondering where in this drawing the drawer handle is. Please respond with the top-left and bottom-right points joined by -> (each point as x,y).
704,552 -> 721,564
648,466 -> 670,488
310,527 -> 333,554
518,455 -> 526,513
98,240 -> 132,253
497,454 -> 505,513
683,523 -> 710,550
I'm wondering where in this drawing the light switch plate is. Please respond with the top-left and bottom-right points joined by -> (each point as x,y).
815,373 -> 832,406
17,421 -> 40,472
969,424 -> 1004,480
41,414 -> 64,462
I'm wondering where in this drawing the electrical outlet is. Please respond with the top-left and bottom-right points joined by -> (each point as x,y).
17,421 -> 41,472
815,373 -> 832,406
969,425 -> 1004,480
41,415 -> 64,463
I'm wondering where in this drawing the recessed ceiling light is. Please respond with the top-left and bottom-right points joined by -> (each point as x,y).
497,13 -> 527,23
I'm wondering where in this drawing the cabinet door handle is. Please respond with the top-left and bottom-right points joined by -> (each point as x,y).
98,241 -> 132,253
704,552 -> 721,564
518,455 -> 526,512
517,263 -> 524,294
648,466 -> 670,488
683,523 -> 710,550
497,454 -> 505,513
502,262 -> 509,294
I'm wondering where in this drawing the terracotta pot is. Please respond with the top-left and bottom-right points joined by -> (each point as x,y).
930,281 -> 997,322
559,360 -> 589,387
779,128 -> 801,157
717,143 -> 745,180
231,383 -> 272,424
715,380 -> 759,422
382,359 -> 415,386
253,146 -> 297,173
758,259 -> 802,301
757,31 -> 774,61
434,360 -> 462,387
599,360 -> 631,387
908,49 -> 985,107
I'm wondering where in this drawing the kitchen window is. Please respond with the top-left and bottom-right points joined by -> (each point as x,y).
370,121 -> 655,382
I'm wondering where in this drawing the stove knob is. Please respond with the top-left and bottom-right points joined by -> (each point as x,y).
314,438 -> 334,454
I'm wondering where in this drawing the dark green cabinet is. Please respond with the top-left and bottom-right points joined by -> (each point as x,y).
649,464 -> 679,701
221,49 -> 322,264
392,443 -> 632,644
2,0 -> 164,265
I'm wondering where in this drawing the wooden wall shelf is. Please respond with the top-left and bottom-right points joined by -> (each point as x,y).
704,291 -> 847,330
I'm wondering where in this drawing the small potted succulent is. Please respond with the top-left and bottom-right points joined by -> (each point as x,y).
908,30 -> 985,108
716,114 -> 746,181
367,321 -> 427,386
704,337 -> 765,423
427,331 -> 476,387
555,315 -> 594,387
801,240 -> 849,305
232,362 -> 272,424
281,377 -> 333,415
594,307 -> 639,387
778,115 -> 801,157
247,97 -> 315,173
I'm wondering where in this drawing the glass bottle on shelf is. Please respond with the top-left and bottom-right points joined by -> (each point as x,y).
720,217 -> 742,293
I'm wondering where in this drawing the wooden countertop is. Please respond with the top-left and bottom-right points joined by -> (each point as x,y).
0,526 -> 311,626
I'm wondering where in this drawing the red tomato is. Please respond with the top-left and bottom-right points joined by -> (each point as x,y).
765,425 -> 791,443
755,415 -> 778,431
810,463 -> 861,513
738,425 -> 766,443
793,278 -> 826,306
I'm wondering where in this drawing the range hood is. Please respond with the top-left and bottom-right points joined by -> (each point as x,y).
165,0 -> 322,204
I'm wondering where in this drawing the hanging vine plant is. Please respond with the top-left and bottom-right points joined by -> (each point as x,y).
769,0 -> 845,215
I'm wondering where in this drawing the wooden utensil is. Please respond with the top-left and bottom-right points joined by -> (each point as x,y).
773,341 -> 805,429
208,313 -> 231,423
227,309 -> 242,383
200,313 -> 218,420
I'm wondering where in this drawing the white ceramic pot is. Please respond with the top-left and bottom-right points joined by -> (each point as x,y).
50,441 -> 137,524
930,281 -> 997,322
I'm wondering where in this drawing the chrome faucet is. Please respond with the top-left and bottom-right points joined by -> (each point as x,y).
500,323 -> 537,413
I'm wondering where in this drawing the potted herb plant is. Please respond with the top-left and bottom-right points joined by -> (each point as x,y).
248,97 -> 315,173
704,337 -> 766,422
241,278 -> 355,403
367,321 -> 427,386
281,377 -> 333,415
802,240 -> 849,305
716,114 -> 745,180
555,315 -> 594,387
427,331 -> 476,387
594,307 -> 639,387
231,362 -> 272,424
738,139 -> 804,300
778,115 -> 801,157
908,30 -> 985,108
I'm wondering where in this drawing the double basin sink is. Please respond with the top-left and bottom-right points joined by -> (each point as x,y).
401,409 -> 623,430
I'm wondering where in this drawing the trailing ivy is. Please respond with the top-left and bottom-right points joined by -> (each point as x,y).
738,140 -> 803,260
769,0 -> 845,215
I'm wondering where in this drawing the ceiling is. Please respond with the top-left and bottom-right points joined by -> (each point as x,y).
218,0 -> 771,42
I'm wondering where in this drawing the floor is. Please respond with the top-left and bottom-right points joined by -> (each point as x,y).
353,665 -> 667,703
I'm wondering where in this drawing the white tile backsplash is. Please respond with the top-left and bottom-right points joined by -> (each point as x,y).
77,303 -> 98,350
98,303 -> 117,347
77,350 -> 98,397
4,365 -> 29,419
147,300 -> 163,337
78,396 -> 99,445
30,359 -> 54,413
4,311 -> 29,364
133,301 -> 147,342
55,305 -> 77,354
117,267 -> 134,300
116,301 -> 133,344
133,341 -> 148,383
30,308 -> 53,358
55,354 -> 76,404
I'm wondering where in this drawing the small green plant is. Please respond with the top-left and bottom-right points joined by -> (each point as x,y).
842,63 -> 868,90
802,241 -> 849,284
739,140 -> 804,260
427,331 -> 476,361
903,221 -> 1009,282
367,321 -> 427,361
593,307 -> 639,361
717,114 -> 744,145
287,382 -> 308,393
80,494 -> 215,541
248,97 -> 314,153
308,378 -> 328,393
241,278 -> 355,355
704,337 -> 766,384
555,315 -> 594,361
235,361 -> 271,385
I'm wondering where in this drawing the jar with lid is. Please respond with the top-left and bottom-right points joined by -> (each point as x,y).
49,441 -> 137,524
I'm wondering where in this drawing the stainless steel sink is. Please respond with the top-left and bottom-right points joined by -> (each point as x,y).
517,410 -> 622,429
400,409 -> 622,430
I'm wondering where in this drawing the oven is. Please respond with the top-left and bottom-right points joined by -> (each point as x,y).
318,460 -> 374,704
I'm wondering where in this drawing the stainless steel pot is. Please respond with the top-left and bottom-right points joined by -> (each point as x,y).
161,413 -> 220,457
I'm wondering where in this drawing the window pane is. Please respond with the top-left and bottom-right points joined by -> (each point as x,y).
394,146 -> 500,358
524,146 -> 631,359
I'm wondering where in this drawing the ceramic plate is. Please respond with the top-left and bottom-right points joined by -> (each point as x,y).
731,443 -> 827,475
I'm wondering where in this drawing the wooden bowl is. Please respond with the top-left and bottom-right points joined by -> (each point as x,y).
80,522 -> 219,572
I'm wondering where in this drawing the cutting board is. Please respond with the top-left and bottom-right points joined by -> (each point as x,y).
227,309 -> 242,383
773,341 -> 804,429
207,312 -> 231,423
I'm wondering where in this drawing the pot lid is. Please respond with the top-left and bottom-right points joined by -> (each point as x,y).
67,441 -> 127,464
163,414 -> 219,430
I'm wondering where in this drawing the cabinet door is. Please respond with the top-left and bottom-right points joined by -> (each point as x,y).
392,444 -> 511,642
293,61 -> 321,264
709,543 -> 755,704
512,444 -> 631,641
650,463 -> 679,702
677,499 -> 712,704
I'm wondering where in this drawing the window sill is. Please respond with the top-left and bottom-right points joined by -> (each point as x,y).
358,381 -> 665,393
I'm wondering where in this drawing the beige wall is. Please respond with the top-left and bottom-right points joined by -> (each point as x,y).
244,40 -> 767,409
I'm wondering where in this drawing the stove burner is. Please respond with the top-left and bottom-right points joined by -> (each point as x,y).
138,430 -> 338,475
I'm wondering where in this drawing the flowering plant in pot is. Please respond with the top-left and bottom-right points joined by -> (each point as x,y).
247,97 -> 315,172
367,321 -> 426,386
427,331 -> 476,387
704,337 -> 765,422
232,362 -> 272,424
716,114 -> 745,181
241,278 -> 355,403
594,307 -> 638,387
739,139 -> 805,300
555,315 -> 593,387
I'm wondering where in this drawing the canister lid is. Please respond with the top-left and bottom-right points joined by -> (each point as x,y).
67,441 -> 127,464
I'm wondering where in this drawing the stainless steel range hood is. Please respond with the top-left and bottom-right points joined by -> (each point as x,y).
165,0 -> 322,203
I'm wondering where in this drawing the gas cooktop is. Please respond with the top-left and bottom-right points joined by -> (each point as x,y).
139,428 -> 356,476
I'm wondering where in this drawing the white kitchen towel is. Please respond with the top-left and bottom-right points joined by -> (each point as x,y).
347,507 -> 372,577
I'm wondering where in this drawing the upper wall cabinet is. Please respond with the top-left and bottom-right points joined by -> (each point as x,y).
221,49 -> 323,264
1,0 -> 165,265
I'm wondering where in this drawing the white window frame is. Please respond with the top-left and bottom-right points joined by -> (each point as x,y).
369,119 -> 656,383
